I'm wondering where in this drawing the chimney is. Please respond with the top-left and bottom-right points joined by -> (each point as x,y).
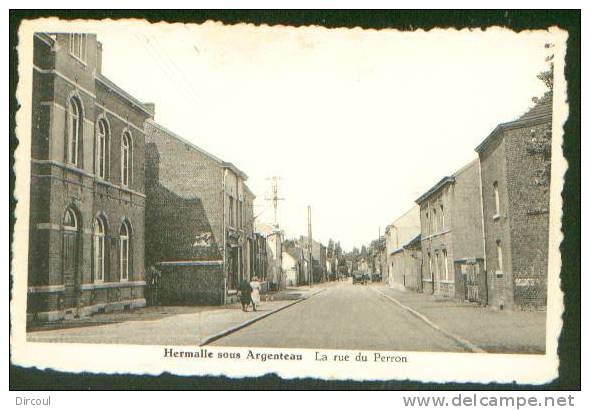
96,41 -> 103,75
144,103 -> 156,119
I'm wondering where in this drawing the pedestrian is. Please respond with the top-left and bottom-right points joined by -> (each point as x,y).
146,264 -> 162,306
238,279 -> 253,312
250,275 -> 261,312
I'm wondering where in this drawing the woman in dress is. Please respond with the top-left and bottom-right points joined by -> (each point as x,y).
250,276 -> 261,312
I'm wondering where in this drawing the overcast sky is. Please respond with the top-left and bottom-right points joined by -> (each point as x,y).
92,22 -> 552,251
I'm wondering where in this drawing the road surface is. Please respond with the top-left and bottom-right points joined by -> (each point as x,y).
211,282 -> 468,352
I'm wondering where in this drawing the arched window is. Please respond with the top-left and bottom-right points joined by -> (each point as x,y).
493,181 -> 500,216
96,119 -> 109,179
67,97 -> 83,166
62,207 -> 79,288
119,220 -> 131,281
121,132 -> 132,187
63,207 -> 78,230
94,216 -> 106,282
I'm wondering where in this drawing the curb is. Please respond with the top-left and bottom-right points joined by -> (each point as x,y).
372,287 -> 486,353
200,288 -> 327,346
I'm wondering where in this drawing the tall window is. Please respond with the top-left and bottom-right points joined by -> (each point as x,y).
67,97 -> 83,166
96,119 -> 109,179
428,252 -> 433,280
440,205 -> 444,230
69,33 -> 87,62
120,221 -> 130,281
493,181 -> 500,216
434,252 -> 440,281
432,208 -> 438,233
229,197 -> 235,227
496,240 -> 503,272
425,212 -> 430,235
443,249 -> 449,281
121,132 -> 131,187
94,217 -> 106,282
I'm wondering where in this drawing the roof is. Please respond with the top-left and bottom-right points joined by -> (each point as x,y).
475,94 -> 552,153
146,120 -> 249,181
415,176 -> 455,204
404,234 -> 422,249
96,73 -> 153,117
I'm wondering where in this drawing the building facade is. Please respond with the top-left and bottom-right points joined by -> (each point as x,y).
144,120 -> 255,304
476,96 -> 552,310
416,159 -> 485,301
386,206 -> 422,290
27,33 -> 152,322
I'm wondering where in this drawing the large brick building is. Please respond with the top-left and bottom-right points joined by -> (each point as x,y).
385,205 -> 422,291
144,120 -> 255,304
475,96 -> 552,310
27,33 -> 152,322
415,159 -> 486,301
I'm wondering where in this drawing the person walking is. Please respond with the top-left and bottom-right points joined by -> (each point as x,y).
238,279 -> 253,312
250,276 -> 261,312
146,265 -> 161,306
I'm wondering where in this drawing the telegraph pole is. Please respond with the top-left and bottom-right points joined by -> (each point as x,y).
308,205 -> 313,288
265,176 -> 284,229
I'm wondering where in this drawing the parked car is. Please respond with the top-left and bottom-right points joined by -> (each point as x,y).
371,273 -> 382,282
352,272 -> 366,284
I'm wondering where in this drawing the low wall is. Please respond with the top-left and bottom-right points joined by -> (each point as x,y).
157,262 -> 225,305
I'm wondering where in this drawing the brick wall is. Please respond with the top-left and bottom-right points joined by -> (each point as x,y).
28,33 -> 149,321
504,120 -> 551,309
478,111 -> 551,310
158,262 -> 225,305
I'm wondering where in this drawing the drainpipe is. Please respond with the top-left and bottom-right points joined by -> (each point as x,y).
222,169 -> 227,305
477,158 -> 489,305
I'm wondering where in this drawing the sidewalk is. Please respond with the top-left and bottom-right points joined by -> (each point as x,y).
378,286 -> 546,354
27,286 -> 324,345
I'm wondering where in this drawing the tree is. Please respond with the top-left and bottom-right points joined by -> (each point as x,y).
526,43 -> 553,190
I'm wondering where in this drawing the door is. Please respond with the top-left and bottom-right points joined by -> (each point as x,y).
62,207 -> 79,310
462,262 -> 481,303
63,231 -> 78,309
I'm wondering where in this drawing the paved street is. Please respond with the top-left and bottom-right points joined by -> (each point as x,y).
211,282 -> 468,352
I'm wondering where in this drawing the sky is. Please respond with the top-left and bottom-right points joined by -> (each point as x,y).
91,22 -> 552,251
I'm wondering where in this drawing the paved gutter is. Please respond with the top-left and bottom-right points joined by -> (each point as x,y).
372,287 -> 486,353
200,288 -> 327,346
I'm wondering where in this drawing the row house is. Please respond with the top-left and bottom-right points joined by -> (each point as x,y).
282,246 -> 305,287
385,205 -> 422,291
475,95 -> 552,310
144,119 -> 255,305
255,222 -> 284,291
415,159 -> 486,301
27,33 -> 152,322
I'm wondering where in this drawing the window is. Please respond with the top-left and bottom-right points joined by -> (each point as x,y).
425,212 -> 430,235
428,252 -> 433,280
120,221 -> 130,281
121,132 -> 131,187
96,119 -> 109,179
496,240 -> 503,272
443,249 -> 449,281
493,181 -> 500,216
440,205 -> 444,230
63,207 -> 78,230
94,217 -> 106,282
229,197 -> 235,227
432,208 -> 438,233
69,33 -> 87,62
67,97 -> 83,166
434,252 -> 440,281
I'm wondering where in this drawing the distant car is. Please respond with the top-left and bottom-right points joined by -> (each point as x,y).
352,273 -> 365,284
371,273 -> 382,282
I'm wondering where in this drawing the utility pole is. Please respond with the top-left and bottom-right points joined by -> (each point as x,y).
265,176 -> 284,229
308,205 -> 313,288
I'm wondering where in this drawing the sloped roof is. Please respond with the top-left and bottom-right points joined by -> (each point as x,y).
475,94 -> 553,153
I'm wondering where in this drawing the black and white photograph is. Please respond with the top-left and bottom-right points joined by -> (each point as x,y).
9,12 -> 577,387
